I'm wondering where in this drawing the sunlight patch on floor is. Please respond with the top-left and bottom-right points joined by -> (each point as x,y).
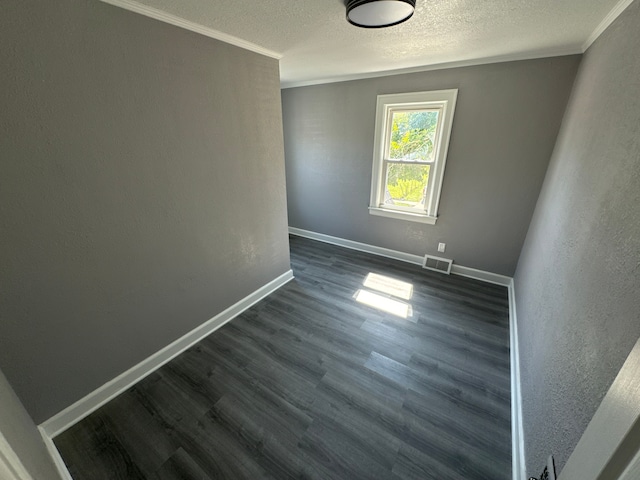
363,272 -> 413,300
354,289 -> 412,318
354,273 -> 414,318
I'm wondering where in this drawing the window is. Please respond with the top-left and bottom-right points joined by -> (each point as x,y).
369,89 -> 458,224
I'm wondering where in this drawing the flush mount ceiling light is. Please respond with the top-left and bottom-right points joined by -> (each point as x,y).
346,0 -> 416,28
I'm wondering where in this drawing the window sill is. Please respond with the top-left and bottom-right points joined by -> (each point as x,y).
368,207 -> 437,225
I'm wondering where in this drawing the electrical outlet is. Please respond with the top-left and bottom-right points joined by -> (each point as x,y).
438,243 -> 446,253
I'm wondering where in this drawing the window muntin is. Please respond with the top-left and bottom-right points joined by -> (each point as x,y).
381,107 -> 441,214
369,90 -> 457,224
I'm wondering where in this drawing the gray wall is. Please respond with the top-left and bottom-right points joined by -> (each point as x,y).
514,0 -> 640,475
0,367 -> 61,480
0,0 -> 290,423
282,57 -> 580,276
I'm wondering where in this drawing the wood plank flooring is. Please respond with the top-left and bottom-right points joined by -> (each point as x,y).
55,235 -> 512,479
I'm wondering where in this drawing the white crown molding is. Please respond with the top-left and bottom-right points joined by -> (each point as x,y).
98,0 -> 282,59
281,47 -> 583,89
583,0 -> 636,51
288,227 -> 512,287
40,270 -> 294,438
99,0 -> 631,86
509,279 -> 526,479
283,0 -> 635,90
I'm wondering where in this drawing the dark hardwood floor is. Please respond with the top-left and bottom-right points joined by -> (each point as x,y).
55,235 -> 512,479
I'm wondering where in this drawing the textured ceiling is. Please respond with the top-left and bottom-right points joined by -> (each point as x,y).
129,0 -> 620,86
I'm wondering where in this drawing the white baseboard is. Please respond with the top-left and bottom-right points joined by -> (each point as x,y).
40,270 -> 294,439
288,227 -> 425,266
509,279 -> 526,480
288,227 -> 512,287
38,427 -> 72,480
450,264 -> 512,287
289,226 -> 522,475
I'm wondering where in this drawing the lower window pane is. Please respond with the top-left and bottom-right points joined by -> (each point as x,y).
384,164 -> 430,210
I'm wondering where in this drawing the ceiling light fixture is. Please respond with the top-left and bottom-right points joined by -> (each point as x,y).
346,0 -> 416,29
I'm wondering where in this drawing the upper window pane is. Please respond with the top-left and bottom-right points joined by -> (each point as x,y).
388,109 -> 440,162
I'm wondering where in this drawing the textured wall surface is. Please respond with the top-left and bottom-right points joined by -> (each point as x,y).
0,0 -> 290,423
0,368 -> 61,479
514,1 -> 640,475
282,57 -> 580,276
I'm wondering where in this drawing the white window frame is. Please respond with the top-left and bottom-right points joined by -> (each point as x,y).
368,89 -> 458,225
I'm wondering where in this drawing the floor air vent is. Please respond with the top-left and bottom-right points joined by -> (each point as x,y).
422,255 -> 453,275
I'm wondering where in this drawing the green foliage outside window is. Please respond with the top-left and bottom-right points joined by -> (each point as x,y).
389,110 -> 438,161
387,167 -> 430,205
386,110 -> 438,205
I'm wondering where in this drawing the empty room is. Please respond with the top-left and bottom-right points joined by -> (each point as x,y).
1,0 -> 639,479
